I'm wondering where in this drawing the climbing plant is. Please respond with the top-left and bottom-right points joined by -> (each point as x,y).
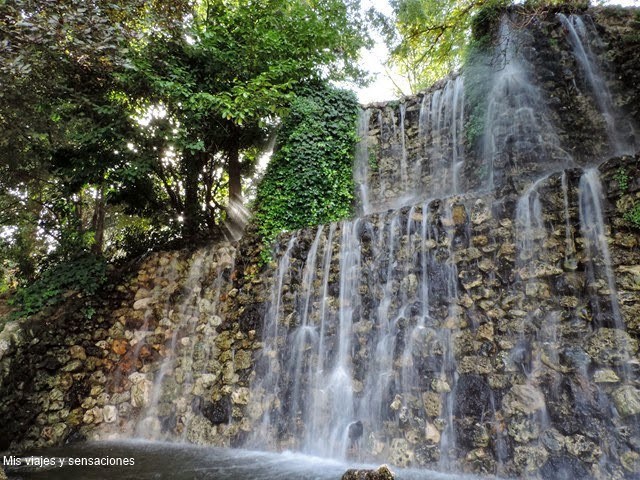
10,253 -> 107,319
253,85 -> 359,258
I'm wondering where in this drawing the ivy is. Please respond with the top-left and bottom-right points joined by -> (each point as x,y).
10,253 -> 107,319
615,167 -> 630,192
254,84 -> 359,259
624,203 -> 640,228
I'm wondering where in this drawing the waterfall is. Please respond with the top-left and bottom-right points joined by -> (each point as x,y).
355,76 -> 466,214
355,109 -> 372,216
558,14 -> 636,156
127,244 -> 236,441
578,168 -> 623,329
482,20 -> 574,192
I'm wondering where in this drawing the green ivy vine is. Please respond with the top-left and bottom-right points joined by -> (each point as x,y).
253,84 -> 358,259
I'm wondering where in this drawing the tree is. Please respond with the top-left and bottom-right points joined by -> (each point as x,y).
0,0 -> 190,276
376,0 -> 510,92
122,0 -> 371,236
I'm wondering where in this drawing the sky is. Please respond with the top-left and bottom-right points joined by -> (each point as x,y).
352,0 -> 640,104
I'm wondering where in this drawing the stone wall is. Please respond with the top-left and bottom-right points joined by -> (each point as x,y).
234,155 -> 640,478
0,242 -> 263,452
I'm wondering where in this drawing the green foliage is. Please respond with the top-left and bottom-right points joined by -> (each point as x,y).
0,0 -> 370,302
376,0 -> 510,92
623,203 -> 640,229
254,85 -> 359,257
10,253 -> 107,319
615,167 -> 630,192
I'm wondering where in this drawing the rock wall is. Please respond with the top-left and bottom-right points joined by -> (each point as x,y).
0,243 -> 260,452
236,155 -> 640,478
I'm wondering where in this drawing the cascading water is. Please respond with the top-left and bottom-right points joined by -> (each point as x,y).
578,168 -> 623,329
557,13 -> 636,156
242,10 -> 640,478
355,76 -> 466,215
482,20 -> 574,193
122,244 -> 237,441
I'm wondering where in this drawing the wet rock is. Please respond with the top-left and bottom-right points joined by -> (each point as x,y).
620,450 -> 640,475
503,384 -> 546,416
69,345 -> 86,360
458,356 -> 492,375
593,368 -> 620,383
431,378 -> 450,393
61,360 -> 83,373
454,375 -> 491,418
83,406 -> 103,424
234,349 -> 253,370
471,423 -> 490,448
565,434 -> 602,463
341,465 -> 395,480
508,415 -> 540,443
539,455 -> 591,480
424,422 -> 440,444
133,297 -> 154,310
0,465 -> 7,480
514,444 -> 549,475
421,392 -> 441,418
585,328 -> 638,365
231,387 -> 250,405
471,199 -> 491,225
201,398 -> 231,425
611,385 -> 640,417
541,428 -> 566,453
389,438 -> 414,468
103,405 -> 117,424
464,448 -> 496,474
130,374 -> 152,408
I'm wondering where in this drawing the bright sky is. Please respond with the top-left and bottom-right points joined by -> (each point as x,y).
352,0 -> 640,104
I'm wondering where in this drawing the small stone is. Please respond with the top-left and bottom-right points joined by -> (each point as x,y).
612,385 -> 640,417
390,394 -> 402,411
425,422 -> 440,444
234,349 -> 252,370
112,338 -> 129,356
231,387 -> 250,405
565,434 -> 602,463
585,328 -> 638,365
422,392 -> 441,418
458,356 -> 492,375
389,438 -> 414,468
431,378 -> 451,393
503,384 -> 546,416
133,297 -> 154,310
477,323 -> 494,342
471,424 -> 490,448
514,445 -> 548,474
593,368 -> 620,383
103,405 -> 117,424
621,451 -> 640,474
541,428 -> 565,453
61,360 -> 83,373
69,345 -> 86,360
83,406 -> 104,424
341,465 -> 395,480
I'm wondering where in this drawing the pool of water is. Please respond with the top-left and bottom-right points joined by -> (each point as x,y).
3,441 -> 486,480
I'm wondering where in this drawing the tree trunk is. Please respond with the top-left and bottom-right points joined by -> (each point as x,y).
183,156 -> 201,238
91,186 -> 105,254
227,136 -> 242,205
